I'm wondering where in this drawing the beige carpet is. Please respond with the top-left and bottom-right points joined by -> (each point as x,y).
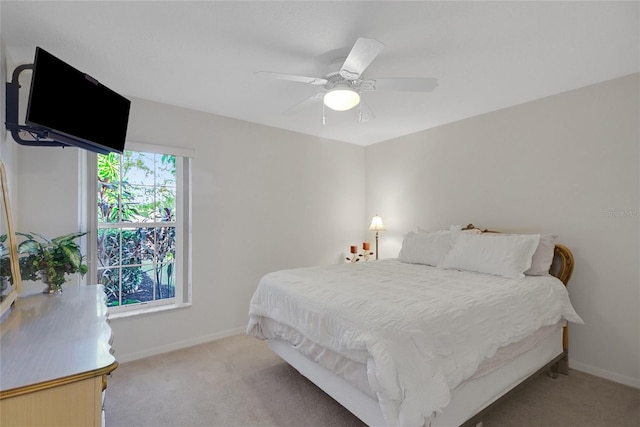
105,334 -> 640,427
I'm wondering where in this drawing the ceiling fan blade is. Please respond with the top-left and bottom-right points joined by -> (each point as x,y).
339,38 -> 384,80
255,71 -> 327,86
283,92 -> 325,116
373,78 -> 439,92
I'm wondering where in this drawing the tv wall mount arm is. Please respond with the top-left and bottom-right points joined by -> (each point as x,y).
5,64 -> 68,148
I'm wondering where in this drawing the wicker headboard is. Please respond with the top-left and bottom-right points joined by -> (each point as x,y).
550,244 -> 574,286
462,224 -> 574,286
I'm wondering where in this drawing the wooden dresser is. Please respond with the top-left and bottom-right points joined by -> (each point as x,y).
0,285 -> 117,426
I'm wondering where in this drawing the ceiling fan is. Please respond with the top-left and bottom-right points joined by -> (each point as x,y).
256,37 -> 438,121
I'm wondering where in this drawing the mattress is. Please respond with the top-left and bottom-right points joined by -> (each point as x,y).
247,259 -> 582,427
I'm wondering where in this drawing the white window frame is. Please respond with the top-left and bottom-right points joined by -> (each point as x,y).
85,141 -> 193,317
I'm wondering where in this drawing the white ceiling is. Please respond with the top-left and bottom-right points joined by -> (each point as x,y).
2,1 -> 638,146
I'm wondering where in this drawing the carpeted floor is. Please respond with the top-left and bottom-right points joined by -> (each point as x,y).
105,334 -> 640,427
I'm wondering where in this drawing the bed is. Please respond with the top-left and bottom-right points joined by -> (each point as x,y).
247,225 -> 583,427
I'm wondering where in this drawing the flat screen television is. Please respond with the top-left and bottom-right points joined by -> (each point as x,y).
24,47 -> 131,155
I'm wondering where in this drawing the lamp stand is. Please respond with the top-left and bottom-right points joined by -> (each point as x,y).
375,231 -> 379,260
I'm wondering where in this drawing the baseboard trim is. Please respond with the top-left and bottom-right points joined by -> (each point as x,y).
114,326 -> 246,363
571,360 -> 640,389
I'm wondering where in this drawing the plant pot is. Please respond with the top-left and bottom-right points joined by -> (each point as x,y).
42,282 -> 62,294
41,272 -> 62,294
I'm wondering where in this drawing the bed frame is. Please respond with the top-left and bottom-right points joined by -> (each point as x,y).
269,227 -> 576,427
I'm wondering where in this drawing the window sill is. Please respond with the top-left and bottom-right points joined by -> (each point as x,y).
108,301 -> 192,320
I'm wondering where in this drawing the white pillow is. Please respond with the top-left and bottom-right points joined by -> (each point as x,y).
398,230 -> 453,266
525,234 -> 557,276
439,233 -> 540,279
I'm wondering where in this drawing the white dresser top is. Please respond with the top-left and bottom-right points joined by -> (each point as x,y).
0,285 -> 117,395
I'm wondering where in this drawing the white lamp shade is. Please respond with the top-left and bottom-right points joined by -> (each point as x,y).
323,88 -> 360,111
369,215 -> 386,231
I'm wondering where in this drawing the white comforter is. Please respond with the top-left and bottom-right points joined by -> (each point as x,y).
246,259 -> 583,427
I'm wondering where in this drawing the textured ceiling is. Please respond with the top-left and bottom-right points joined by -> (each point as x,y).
2,1 -> 638,146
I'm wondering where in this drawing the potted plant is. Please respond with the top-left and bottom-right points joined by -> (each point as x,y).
18,231 -> 89,293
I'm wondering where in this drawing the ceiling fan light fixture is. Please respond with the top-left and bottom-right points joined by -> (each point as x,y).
323,88 -> 360,111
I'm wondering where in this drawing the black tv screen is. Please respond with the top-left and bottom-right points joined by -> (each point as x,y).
25,47 -> 131,154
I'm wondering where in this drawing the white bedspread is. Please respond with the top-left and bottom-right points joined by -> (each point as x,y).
246,259 -> 583,427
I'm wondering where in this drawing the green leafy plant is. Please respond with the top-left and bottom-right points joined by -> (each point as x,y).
0,234 -> 9,276
98,228 -> 143,302
0,235 -> 12,290
18,232 -> 89,288
97,152 -> 140,223
1,234 -> 28,286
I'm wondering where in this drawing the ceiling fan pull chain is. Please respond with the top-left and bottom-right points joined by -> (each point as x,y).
322,102 -> 326,125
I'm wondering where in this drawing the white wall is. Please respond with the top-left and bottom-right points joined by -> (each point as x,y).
5,37 -> 638,387
13,95 -> 366,361
0,36 -> 19,224
365,73 -> 640,388
5,42 -> 85,293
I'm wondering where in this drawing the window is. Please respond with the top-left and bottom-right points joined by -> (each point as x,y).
87,142 -> 192,313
